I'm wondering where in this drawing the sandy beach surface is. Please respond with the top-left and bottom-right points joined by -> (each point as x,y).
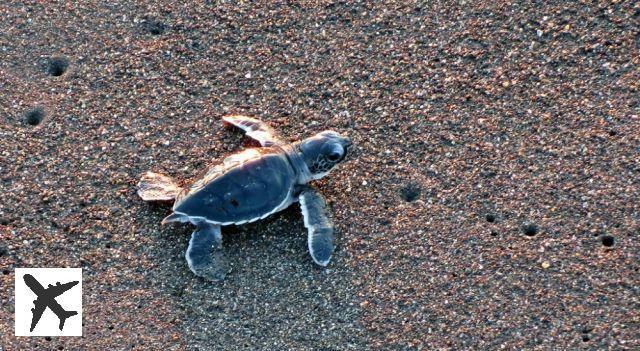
1,1 -> 639,350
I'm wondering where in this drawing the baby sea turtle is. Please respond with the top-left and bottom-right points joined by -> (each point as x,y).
137,116 -> 352,281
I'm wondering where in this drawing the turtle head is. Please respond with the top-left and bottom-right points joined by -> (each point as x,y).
298,131 -> 352,181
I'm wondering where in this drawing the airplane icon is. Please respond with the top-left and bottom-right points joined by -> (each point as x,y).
23,274 -> 79,332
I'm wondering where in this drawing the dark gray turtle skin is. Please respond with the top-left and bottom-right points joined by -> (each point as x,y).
137,116 -> 352,281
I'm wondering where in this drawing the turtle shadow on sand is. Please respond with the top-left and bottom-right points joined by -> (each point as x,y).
146,196 -> 329,285
223,205 -> 312,260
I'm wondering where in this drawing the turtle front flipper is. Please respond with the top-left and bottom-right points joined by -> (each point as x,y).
298,186 -> 335,266
222,115 -> 283,147
185,223 -> 228,281
137,171 -> 181,201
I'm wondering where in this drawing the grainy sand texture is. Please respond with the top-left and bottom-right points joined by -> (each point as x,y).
1,1 -> 639,350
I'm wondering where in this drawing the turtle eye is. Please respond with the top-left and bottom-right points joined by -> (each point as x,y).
327,151 -> 342,161
327,143 -> 344,161
321,142 -> 344,162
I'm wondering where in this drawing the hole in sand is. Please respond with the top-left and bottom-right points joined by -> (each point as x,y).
522,223 -> 538,236
47,57 -> 69,76
25,108 -> 45,126
486,214 -> 496,223
144,20 -> 166,35
399,182 -> 421,202
601,235 -> 614,247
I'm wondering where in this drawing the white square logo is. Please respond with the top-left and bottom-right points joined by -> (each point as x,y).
14,268 -> 82,336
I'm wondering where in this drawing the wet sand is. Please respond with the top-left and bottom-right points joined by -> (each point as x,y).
1,1 -> 639,350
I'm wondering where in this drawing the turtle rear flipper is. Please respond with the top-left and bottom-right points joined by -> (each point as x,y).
137,171 -> 181,201
186,222 -> 228,281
